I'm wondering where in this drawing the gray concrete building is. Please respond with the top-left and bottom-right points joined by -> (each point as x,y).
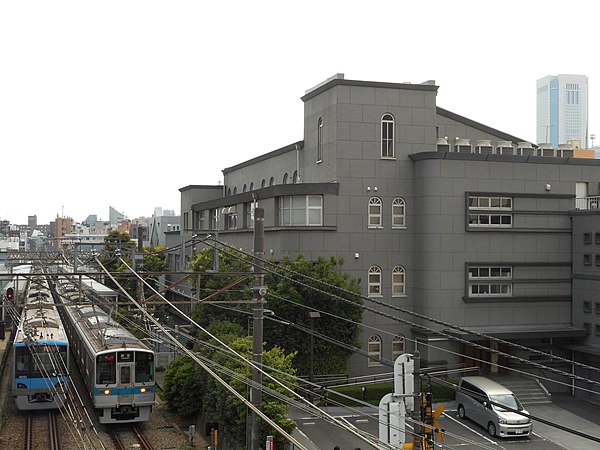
168,75 -> 600,394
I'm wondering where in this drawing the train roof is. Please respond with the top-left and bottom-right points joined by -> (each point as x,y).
15,279 -> 68,344
63,301 -> 150,352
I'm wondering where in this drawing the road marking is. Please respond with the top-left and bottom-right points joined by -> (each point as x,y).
443,412 -> 502,447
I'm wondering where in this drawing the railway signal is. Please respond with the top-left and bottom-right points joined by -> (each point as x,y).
6,287 -> 14,300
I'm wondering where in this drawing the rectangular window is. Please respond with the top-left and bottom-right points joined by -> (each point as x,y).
468,265 -> 512,297
194,211 -> 207,230
584,301 -> 592,313
584,254 -> 592,266
596,255 -> 600,266
584,233 -> 592,244
280,195 -> 323,226
468,195 -> 513,228
596,325 -> 600,337
209,209 -> 218,230
245,202 -> 255,229
596,302 -> 600,314
595,233 -> 600,244
584,322 -> 591,335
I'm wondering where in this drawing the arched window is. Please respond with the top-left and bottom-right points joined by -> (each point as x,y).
269,176 -> 275,186
227,188 -> 232,196
249,182 -> 254,191
381,113 -> 395,158
368,265 -> 382,296
292,170 -> 298,183
283,173 -> 288,184
242,184 -> 247,193
233,187 -> 237,195
392,265 -> 406,296
368,197 -> 382,228
317,117 -> 323,162
392,335 -> 405,361
368,335 -> 382,366
261,179 -> 266,188
392,197 -> 406,228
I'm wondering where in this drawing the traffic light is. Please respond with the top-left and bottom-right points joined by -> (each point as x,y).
6,287 -> 14,301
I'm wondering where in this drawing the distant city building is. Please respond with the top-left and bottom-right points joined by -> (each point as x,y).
148,207 -> 180,248
82,214 -> 98,226
52,216 -> 74,250
109,206 -> 127,226
27,215 -> 37,230
537,74 -> 589,148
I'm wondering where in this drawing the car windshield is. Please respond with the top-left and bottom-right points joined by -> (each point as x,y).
490,394 -> 522,411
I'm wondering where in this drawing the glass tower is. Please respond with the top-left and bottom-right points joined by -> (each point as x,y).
536,74 -> 588,148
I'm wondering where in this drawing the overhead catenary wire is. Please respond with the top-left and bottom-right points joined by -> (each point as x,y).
93,256 -> 313,450
61,255 -> 596,448
111,254 -> 394,450
208,237 -> 600,390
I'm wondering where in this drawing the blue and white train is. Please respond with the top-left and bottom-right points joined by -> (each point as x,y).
13,269 -> 70,410
54,275 -> 156,423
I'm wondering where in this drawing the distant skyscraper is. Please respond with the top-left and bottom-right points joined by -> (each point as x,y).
537,74 -> 588,148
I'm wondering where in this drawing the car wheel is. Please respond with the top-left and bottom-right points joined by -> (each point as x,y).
457,404 -> 466,419
487,422 -> 496,437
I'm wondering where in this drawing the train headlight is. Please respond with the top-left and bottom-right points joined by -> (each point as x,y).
140,387 -> 147,393
103,389 -> 111,395
17,383 -> 27,389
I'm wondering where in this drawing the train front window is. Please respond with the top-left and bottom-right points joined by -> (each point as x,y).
96,353 -> 116,384
16,345 -> 68,377
15,347 -> 30,376
135,352 -> 154,383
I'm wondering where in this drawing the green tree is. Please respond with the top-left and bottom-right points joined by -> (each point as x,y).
162,321 -> 297,449
161,356 -> 204,416
198,331 -> 297,449
188,248 -> 362,376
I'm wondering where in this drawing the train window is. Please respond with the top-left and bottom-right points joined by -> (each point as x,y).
97,354 -> 116,384
135,352 -> 154,383
120,366 -> 131,384
15,351 -> 29,376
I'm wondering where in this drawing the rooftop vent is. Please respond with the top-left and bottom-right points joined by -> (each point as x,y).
496,141 -> 514,155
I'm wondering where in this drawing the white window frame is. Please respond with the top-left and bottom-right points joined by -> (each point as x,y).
368,335 -> 383,367
368,197 -> 383,228
280,195 -> 323,226
392,197 -> 406,229
468,265 -> 513,297
381,113 -> 395,159
392,335 -> 405,361
368,265 -> 382,297
317,117 -> 323,163
392,265 -> 406,296
468,195 -> 513,228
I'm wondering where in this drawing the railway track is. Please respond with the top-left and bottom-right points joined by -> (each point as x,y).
24,410 -> 61,450
109,423 -> 153,450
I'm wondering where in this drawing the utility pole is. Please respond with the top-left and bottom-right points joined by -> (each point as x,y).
413,348 -> 422,449
249,207 -> 266,450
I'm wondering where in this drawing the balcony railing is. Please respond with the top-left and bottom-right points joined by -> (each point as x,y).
574,196 -> 600,210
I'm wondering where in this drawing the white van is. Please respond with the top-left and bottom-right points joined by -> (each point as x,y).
456,376 -> 532,438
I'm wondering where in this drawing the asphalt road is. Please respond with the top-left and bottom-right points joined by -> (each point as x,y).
290,401 -> 600,450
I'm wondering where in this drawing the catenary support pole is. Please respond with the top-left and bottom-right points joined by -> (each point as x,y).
250,207 -> 265,450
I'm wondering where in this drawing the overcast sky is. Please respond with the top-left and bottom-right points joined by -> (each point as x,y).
1,1 -> 597,225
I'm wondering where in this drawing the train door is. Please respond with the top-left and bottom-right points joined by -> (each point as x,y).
117,351 -> 134,405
